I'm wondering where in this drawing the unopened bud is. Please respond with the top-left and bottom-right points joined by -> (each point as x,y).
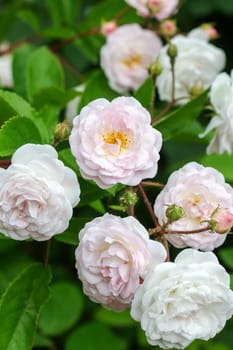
119,189 -> 138,210
101,20 -> 117,37
167,43 -> 177,63
148,0 -> 161,14
54,120 -> 70,141
149,57 -> 162,77
166,204 -> 183,222
189,82 -> 204,98
200,23 -> 219,41
212,208 -> 233,234
160,20 -> 177,38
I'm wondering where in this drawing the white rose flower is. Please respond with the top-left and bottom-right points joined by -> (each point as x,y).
156,33 -> 226,104
125,0 -> 178,20
0,144 -> 80,241
154,162 -> 233,251
0,42 -> 13,88
131,249 -> 233,349
199,71 -> 233,154
100,23 -> 162,93
75,213 -> 167,311
69,96 -> 162,189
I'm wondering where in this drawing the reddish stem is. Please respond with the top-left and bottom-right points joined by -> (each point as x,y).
0,160 -> 10,169
164,225 -> 211,235
141,181 -> 164,188
137,183 -> 162,235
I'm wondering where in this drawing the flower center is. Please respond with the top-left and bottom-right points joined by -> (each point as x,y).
103,130 -> 131,155
122,54 -> 142,69
103,131 -> 129,148
183,193 -> 216,221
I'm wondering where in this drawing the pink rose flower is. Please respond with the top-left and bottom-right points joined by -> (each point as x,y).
0,144 -> 80,241
100,23 -> 162,93
69,96 -> 162,189
125,0 -> 178,20
154,162 -> 233,251
75,213 -> 167,311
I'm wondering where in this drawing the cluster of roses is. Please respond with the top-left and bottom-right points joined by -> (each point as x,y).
1,93 -> 233,348
1,1 -> 233,349
98,0 -> 233,155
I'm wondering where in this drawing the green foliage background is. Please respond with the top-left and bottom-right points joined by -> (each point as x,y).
0,0 -> 233,349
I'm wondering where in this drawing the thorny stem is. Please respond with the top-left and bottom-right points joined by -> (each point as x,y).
127,186 -> 136,217
0,159 -> 10,168
54,52 -> 85,82
137,183 -> 162,235
164,225 -> 211,235
152,100 -> 175,125
49,27 -> 100,52
152,95 -> 190,125
162,235 -> 170,262
0,34 -> 40,55
44,239 -> 52,268
171,56 -> 176,103
141,181 -> 164,188
114,6 -> 131,21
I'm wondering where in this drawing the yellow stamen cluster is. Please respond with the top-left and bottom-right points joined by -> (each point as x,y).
103,131 -> 131,153
122,54 -> 142,69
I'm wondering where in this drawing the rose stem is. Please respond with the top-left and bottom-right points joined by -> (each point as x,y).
44,239 -> 52,268
137,183 -> 162,235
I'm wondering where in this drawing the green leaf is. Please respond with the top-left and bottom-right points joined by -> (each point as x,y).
39,281 -> 84,336
0,2 -> 21,41
0,90 -> 35,123
42,27 -> 76,39
83,0 -> 128,28
17,9 -> 39,31
65,322 -> 127,350
0,116 -> 42,157
12,44 -> 34,99
58,147 -> 80,174
215,0 -> 233,14
26,46 -> 64,103
94,308 -> 135,327
36,104 -> 60,142
89,199 -> 106,214
218,247 -> 233,270
133,76 -> 154,110
45,0 -> 81,27
0,263 -> 51,350
32,86 -> 79,109
200,153 -> 233,182
78,70 -> 119,112
54,217 -> 91,245
33,333 -> 54,349
154,90 -> 209,141
230,274 -> 233,290
75,35 -> 104,65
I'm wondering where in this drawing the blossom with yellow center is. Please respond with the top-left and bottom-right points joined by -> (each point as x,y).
122,54 -> 142,69
69,96 -> 162,189
154,162 -> 233,251
103,130 -> 131,155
